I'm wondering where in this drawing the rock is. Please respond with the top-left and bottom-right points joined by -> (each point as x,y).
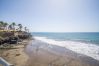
16,54 -> 21,56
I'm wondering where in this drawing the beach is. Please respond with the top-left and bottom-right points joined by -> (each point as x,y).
25,40 -> 99,66
0,0 -> 99,65
0,38 -> 99,66
0,39 -> 31,66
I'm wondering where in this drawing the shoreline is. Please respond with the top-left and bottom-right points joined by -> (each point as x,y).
34,36 -> 99,61
25,40 -> 99,66
0,38 -> 99,66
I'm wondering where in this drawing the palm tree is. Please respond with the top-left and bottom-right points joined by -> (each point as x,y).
8,24 -> 13,30
11,22 -> 16,31
18,24 -> 22,31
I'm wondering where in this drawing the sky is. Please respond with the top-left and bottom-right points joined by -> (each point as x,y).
0,0 -> 99,32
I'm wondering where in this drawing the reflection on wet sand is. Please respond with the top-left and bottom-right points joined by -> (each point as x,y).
25,40 -> 99,66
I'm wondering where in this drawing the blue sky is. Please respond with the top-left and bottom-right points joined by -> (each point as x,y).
0,0 -> 99,32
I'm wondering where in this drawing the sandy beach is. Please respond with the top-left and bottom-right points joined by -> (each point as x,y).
25,40 -> 99,66
0,39 -> 99,66
0,39 -> 31,66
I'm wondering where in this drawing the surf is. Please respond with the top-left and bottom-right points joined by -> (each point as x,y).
34,36 -> 99,61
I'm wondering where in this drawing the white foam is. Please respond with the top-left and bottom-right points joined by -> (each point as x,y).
34,36 -> 99,61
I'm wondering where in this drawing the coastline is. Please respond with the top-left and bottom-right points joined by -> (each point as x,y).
34,36 -> 99,61
25,40 -> 99,66
0,38 -> 99,66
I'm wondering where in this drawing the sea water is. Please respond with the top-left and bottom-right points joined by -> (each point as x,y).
32,32 -> 99,61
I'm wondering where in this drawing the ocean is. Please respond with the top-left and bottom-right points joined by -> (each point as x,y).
32,32 -> 99,44
32,32 -> 99,61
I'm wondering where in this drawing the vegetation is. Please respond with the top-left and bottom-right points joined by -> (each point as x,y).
0,21 -> 32,45
0,21 -> 29,32
18,24 -> 22,31
11,22 -> 16,31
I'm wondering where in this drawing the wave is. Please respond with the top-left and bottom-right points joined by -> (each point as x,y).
34,36 -> 99,61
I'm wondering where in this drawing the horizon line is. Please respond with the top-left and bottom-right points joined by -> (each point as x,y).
32,31 -> 99,33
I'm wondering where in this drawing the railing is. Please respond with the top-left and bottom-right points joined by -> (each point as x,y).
0,57 -> 14,66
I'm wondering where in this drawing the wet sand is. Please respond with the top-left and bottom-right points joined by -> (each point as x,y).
25,40 -> 99,66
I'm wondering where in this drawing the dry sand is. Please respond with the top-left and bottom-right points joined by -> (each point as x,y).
0,39 -> 31,66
